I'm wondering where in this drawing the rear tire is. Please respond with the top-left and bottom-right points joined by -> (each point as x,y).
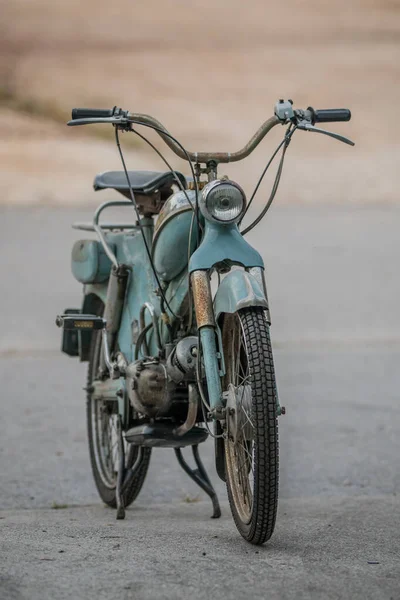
222,307 -> 279,544
86,299 -> 151,508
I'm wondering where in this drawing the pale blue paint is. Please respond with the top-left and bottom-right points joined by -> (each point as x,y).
152,211 -> 198,281
214,270 -> 268,321
71,239 -> 115,284
76,205 -> 268,415
189,221 -> 264,272
199,326 -> 223,410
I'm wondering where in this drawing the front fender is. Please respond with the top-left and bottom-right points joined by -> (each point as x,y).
189,222 -> 264,273
214,270 -> 268,322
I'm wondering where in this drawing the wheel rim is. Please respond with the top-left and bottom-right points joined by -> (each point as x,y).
224,313 -> 255,524
91,399 -> 120,489
90,331 -> 120,489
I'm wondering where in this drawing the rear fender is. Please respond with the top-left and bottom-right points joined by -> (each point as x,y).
79,285 -> 107,360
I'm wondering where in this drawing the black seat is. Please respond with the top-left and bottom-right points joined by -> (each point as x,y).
93,170 -> 187,199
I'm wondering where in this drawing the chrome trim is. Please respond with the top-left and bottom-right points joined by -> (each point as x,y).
153,189 -> 197,243
200,180 -> 246,224
92,200 -> 136,268
73,222 -> 139,232
93,224 -> 119,268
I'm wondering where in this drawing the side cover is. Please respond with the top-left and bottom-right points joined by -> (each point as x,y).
71,239 -> 115,284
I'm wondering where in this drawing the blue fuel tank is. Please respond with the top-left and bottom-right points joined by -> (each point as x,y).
152,190 -> 200,281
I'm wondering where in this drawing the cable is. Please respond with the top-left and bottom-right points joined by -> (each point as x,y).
240,140 -> 285,225
185,211 -> 196,335
129,127 -> 198,218
128,125 -> 201,335
195,330 -> 224,439
241,125 -> 296,236
115,127 -> 180,320
129,120 -> 200,243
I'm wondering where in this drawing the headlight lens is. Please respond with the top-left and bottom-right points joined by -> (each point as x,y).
200,180 -> 246,224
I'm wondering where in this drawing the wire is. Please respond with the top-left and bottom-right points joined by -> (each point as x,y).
241,125 -> 296,236
129,126 -> 198,217
115,127 -> 181,320
195,330 -> 225,439
128,125 -> 201,336
240,139 -> 285,225
185,211 -> 196,334
129,120 -> 200,243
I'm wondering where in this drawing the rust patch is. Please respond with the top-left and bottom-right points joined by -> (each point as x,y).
191,270 -> 214,328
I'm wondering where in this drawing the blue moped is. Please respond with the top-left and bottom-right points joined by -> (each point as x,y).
57,101 -> 353,544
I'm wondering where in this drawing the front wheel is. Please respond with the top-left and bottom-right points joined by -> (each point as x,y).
221,307 -> 279,545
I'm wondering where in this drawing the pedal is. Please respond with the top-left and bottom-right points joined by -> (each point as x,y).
56,314 -> 105,331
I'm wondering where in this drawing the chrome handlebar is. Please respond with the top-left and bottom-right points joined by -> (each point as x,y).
68,111 -> 281,164
68,100 -> 353,163
127,113 -> 281,164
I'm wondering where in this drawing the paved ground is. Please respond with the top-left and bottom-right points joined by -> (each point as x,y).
0,204 -> 399,599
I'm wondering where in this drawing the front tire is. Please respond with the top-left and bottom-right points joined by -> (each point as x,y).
222,307 -> 279,544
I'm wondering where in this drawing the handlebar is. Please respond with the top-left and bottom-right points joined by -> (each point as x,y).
72,108 -> 116,119
70,108 -> 281,163
310,108 -> 351,124
69,100 -> 353,163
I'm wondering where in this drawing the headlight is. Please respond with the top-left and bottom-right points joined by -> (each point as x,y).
200,180 -> 246,224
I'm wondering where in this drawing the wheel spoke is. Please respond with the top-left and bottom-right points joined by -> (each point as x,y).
222,308 -> 279,543
223,312 -> 256,523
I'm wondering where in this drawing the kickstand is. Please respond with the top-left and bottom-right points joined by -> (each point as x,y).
116,421 -> 145,521
175,444 -> 221,518
115,415 -> 126,520
121,446 -> 144,496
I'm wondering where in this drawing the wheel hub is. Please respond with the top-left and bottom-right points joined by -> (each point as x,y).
225,383 -> 253,442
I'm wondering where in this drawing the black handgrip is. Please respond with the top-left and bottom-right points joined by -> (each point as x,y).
71,107 -> 115,120
312,108 -> 351,124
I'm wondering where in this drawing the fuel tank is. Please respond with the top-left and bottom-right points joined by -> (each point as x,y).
152,189 -> 200,281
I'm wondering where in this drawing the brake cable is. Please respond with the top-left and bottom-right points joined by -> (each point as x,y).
127,125 -> 201,335
116,117 -> 294,312
196,330 -> 225,439
129,120 -> 200,244
115,127 -> 182,320
129,126 -> 199,219
240,124 -> 297,236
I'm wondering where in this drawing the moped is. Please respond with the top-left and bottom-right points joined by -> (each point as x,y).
57,100 -> 352,544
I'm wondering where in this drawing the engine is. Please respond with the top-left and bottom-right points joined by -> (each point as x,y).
125,336 -> 198,417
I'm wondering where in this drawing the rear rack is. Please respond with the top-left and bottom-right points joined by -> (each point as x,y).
72,222 -> 139,232
73,200 -> 139,267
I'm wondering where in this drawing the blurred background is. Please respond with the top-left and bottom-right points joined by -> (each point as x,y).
0,0 -> 399,514
1,0 -> 398,206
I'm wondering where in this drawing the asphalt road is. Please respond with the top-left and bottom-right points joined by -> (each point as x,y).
0,204 -> 399,599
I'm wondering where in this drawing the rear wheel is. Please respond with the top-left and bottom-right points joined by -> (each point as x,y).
222,307 -> 279,544
86,300 -> 151,508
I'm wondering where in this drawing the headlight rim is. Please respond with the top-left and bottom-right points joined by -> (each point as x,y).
199,179 -> 247,224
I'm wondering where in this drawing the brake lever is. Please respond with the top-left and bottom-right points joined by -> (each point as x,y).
297,121 -> 355,146
67,117 -> 130,128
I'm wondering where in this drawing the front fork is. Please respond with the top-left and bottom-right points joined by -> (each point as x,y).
191,268 -> 284,417
191,271 -> 224,415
